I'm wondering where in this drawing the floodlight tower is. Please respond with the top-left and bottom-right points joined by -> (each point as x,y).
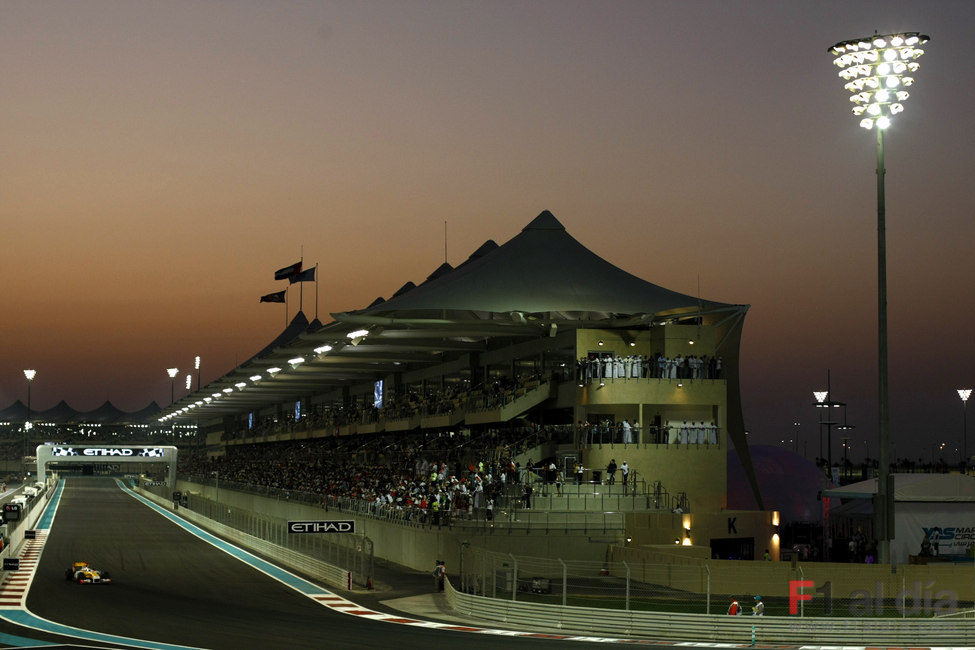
827,32 -> 930,564
23,369 -> 36,477
166,367 -> 179,405
959,389 -> 972,468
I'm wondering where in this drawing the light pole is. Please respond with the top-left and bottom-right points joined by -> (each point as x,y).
828,31 -> 930,565
959,389 -> 972,469
166,367 -> 179,405
195,356 -> 201,390
814,370 -> 845,480
23,369 -> 36,478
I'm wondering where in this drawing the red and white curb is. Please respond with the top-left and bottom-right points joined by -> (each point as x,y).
0,530 -> 48,608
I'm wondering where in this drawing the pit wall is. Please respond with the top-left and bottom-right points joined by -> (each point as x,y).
1,477 -> 57,561
176,481 -> 617,573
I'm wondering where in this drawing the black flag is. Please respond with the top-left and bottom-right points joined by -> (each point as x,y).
274,262 -> 302,281
260,290 -> 286,303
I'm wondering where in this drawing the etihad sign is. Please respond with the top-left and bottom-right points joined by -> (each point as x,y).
50,447 -> 167,458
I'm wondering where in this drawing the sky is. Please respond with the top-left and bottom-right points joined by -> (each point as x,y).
2,1 -> 974,464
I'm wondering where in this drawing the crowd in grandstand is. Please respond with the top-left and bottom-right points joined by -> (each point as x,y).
180,426 -> 566,524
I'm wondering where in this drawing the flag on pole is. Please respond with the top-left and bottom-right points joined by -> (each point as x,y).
289,267 -> 316,284
260,290 -> 287,303
274,261 -> 302,281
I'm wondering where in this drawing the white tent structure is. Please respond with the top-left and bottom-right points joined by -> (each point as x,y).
824,473 -> 975,563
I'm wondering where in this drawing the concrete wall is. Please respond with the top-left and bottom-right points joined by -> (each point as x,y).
585,444 -> 726,513
178,480 -> 618,575
623,509 -> 777,560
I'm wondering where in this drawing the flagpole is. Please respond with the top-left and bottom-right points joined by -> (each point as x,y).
315,263 -> 320,321
285,285 -> 289,326
299,252 -> 304,315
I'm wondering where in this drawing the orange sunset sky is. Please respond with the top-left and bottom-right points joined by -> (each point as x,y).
3,1 -> 974,461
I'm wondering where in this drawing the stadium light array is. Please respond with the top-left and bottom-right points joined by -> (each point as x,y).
828,32 -> 929,130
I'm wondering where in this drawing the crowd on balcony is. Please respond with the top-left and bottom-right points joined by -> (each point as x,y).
222,372 -> 549,441
579,419 -> 720,446
576,353 -> 722,383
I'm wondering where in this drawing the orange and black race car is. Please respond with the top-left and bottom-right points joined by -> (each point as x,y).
65,561 -> 112,584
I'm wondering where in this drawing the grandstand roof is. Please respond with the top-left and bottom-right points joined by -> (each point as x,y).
0,399 -> 161,425
158,211 -> 747,422
344,210 -> 726,319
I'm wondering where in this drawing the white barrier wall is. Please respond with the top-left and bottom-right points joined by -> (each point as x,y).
135,486 -> 352,590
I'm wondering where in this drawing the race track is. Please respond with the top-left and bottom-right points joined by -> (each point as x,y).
20,478 -> 616,649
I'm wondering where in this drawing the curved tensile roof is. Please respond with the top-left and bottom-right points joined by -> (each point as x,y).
358,210 -> 724,318
0,399 -> 162,425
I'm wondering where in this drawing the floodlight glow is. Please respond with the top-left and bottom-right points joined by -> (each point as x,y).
185,374 -> 192,390
314,345 -> 332,354
250,375 -> 262,382
166,367 -> 179,378
288,357 -> 305,366
267,367 -> 282,375
203,397 -> 212,403
195,401 -> 203,406
212,392 -> 222,398
347,329 -> 369,339
24,369 -> 36,381
828,32 -> 929,129
195,356 -> 201,370
814,391 -> 829,403
222,388 -> 233,393
960,389 -> 973,403
235,382 -> 246,389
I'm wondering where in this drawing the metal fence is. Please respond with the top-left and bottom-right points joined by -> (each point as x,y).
457,547 -> 710,613
179,474 -> 626,535
144,483 -> 373,587
456,547 -> 975,618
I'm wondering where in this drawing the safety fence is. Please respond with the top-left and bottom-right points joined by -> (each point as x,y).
179,474 -> 627,534
142,482 -> 373,587
446,578 -> 975,645
457,547 -> 975,619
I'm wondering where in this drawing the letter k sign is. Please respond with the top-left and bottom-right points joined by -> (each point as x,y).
728,517 -> 738,534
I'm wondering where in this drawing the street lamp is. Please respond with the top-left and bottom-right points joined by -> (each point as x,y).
166,367 -> 179,405
195,356 -> 201,390
23,369 -> 36,478
959,389 -> 972,469
827,31 -> 931,565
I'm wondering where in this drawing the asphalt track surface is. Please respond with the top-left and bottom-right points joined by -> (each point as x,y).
14,478 -> 634,649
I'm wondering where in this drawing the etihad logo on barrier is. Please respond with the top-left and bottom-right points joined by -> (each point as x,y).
288,520 -> 355,534
50,447 -> 166,458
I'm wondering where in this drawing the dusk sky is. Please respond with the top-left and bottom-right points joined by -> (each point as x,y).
3,1 -> 974,463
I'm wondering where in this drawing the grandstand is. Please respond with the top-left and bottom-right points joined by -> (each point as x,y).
153,210 -> 776,562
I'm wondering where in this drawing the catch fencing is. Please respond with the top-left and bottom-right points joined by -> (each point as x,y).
457,547 -> 975,619
143,482 -> 373,587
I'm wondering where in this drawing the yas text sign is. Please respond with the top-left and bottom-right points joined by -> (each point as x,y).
288,520 -> 355,534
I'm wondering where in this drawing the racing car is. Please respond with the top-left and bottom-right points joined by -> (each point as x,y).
65,561 -> 112,584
